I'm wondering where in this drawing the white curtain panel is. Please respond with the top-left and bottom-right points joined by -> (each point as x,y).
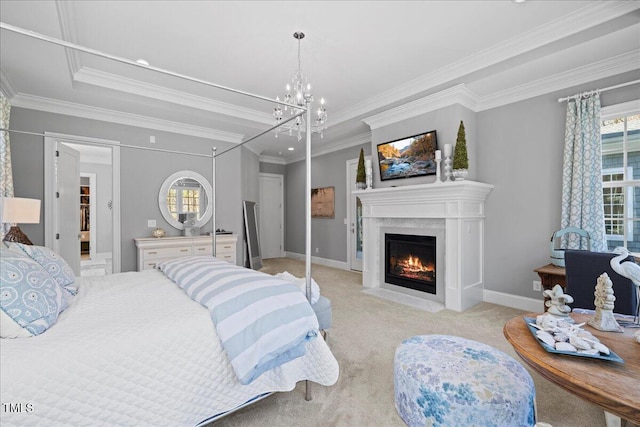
560,92 -> 607,252
0,91 -> 14,238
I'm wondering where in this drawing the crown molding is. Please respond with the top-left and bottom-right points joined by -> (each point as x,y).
0,70 -> 17,99
259,155 -> 287,165
362,85 -> 480,130
286,132 -> 371,164
11,93 -> 244,143
74,67 -> 272,125
331,1 -> 640,126
477,50 -> 640,111
56,0 -> 82,80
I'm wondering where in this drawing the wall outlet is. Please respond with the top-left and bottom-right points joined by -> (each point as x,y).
148,219 -> 156,228
533,280 -> 542,292
315,247 -> 319,254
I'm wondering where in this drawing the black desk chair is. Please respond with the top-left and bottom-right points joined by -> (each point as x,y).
564,250 -> 638,316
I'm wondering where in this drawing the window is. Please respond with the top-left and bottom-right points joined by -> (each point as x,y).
601,101 -> 640,253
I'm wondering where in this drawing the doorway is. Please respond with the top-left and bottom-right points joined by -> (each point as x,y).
346,156 -> 370,272
44,132 -> 121,275
259,173 -> 284,259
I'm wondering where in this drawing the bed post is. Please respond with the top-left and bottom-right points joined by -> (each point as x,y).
212,147 -> 217,257
304,103 -> 313,402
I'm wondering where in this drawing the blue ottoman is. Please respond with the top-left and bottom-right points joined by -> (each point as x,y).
311,296 -> 332,337
394,335 -> 536,427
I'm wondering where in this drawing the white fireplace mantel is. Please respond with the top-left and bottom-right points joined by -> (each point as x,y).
354,180 -> 493,312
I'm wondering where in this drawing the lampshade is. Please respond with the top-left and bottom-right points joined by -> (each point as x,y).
2,197 -> 41,224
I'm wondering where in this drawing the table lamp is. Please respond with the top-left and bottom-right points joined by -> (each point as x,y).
2,197 -> 41,245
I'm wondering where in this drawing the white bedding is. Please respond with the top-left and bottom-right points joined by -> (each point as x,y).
0,269 -> 339,427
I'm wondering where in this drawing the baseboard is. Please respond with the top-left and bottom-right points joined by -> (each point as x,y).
285,251 -> 349,271
483,289 -> 542,312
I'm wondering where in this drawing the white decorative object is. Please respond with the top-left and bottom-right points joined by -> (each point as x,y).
365,159 -> 373,190
609,246 -> 640,325
588,272 -> 624,332
532,313 -> 612,356
635,330 -> 640,344
452,168 -> 468,181
443,156 -> 452,182
544,284 -> 574,318
435,156 -> 442,183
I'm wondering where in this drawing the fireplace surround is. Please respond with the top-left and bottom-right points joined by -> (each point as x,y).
354,181 -> 493,312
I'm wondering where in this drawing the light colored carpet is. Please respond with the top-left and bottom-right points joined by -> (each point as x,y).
212,258 -> 606,427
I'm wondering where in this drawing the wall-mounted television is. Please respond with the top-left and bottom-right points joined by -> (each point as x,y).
377,130 -> 438,181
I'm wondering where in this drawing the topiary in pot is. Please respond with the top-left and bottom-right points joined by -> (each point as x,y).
356,148 -> 367,189
452,120 -> 469,181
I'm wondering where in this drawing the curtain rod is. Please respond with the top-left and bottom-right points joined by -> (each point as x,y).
557,79 -> 640,103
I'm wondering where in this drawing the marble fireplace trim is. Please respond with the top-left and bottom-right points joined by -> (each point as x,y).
378,220 -> 446,305
355,181 -> 493,312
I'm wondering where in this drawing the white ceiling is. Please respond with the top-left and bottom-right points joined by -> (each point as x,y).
1,1 -> 639,162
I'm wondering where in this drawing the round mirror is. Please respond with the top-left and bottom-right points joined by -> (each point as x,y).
158,170 -> 213,230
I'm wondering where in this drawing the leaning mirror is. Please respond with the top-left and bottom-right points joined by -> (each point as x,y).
158,170 -> 213,232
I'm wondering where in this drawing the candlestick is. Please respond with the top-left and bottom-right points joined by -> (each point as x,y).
444,156 -> 452,182
435,157 -> 442,183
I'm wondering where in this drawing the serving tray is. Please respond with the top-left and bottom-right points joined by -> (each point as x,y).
523,317 -> 624,363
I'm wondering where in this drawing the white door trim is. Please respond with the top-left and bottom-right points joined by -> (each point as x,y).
44,132 -> 122,273
259,172 -> 285,258
346,155 -> 371,271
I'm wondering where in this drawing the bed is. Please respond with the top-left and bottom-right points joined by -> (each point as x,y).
0,248 -> 339,426
1,22 -> 334,426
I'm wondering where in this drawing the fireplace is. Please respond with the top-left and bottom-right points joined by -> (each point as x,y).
385,233 -> 436,294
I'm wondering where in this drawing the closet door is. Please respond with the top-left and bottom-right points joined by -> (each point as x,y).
56,143 -> 81,275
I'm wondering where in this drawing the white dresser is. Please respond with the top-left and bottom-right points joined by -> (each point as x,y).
134,235 -> 238,271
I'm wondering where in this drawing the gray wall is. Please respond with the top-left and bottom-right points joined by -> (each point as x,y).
9,107 -> 249,272
286,142 -> 371,261
260,162 -> 286,175
372,104 -> 476,187
478,71 -> 640,300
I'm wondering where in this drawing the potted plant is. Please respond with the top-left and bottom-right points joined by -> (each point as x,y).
452,120 -> 469,181
356,148 -> 367,189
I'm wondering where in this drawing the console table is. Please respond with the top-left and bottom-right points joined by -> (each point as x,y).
134,235 -> 237,271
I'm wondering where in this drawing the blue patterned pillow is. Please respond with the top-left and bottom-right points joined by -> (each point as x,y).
0,250 -> 69,337
10,243 -> 77,296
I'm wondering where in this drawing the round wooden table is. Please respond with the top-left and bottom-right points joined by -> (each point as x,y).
503,313 -> 640,424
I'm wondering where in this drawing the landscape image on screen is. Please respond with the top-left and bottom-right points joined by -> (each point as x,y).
377,130 -> 437,181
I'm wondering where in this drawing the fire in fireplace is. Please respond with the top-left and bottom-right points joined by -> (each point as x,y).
385,233 -> 436,294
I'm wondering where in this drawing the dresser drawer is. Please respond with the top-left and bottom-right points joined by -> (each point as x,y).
217,253 -> 235,263
194,244 -> 213,255
216,243 -> 235,254
143,246 -> 191,260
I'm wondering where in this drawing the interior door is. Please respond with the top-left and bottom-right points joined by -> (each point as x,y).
56,143 -> 81,275
259,174 -> 284,259
347,158 -> 366,271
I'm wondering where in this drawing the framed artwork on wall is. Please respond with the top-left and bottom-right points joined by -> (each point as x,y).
311,186 -> 335,218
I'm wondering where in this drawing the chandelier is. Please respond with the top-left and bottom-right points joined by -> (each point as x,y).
273,32 -> 327,140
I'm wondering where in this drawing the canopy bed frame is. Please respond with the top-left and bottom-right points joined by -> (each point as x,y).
0,22 -> 329,425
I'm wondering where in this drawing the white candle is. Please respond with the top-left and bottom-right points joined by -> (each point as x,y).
435,150 -> 441,161
365,159 -> 372,168
444,144 -> 452,157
